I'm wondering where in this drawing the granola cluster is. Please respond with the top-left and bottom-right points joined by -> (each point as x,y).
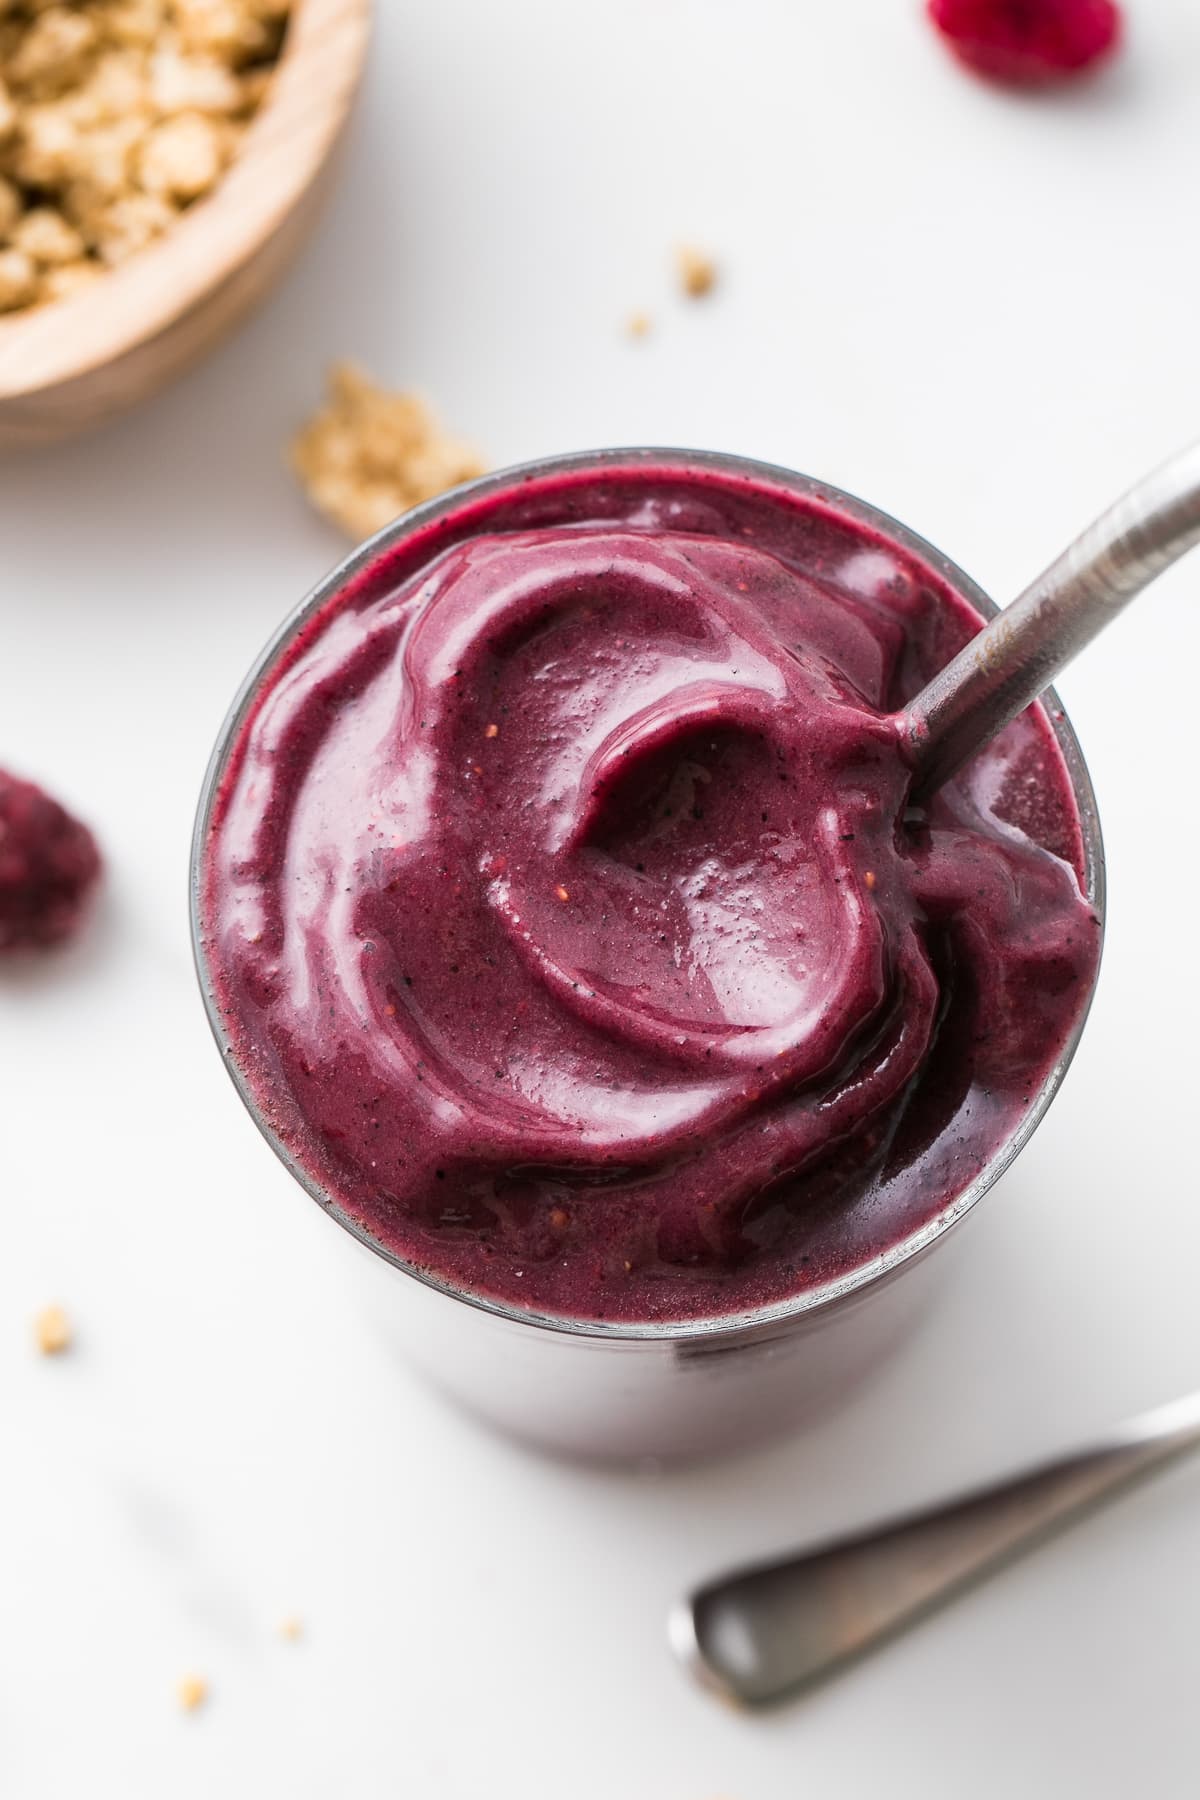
0,0 -> 291,311
291,362 -> 486,542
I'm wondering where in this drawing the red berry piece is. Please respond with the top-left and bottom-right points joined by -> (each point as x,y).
0,769 -> 101,952
927,0 -> 1122,86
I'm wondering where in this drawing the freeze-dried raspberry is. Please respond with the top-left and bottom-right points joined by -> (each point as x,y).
0,769 -> 101,951
928,0 -> 1122,86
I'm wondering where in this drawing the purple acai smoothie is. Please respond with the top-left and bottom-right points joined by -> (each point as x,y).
199,459 -> 1100,1323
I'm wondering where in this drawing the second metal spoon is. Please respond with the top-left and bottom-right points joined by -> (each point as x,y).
671,1388 -> 1200,1707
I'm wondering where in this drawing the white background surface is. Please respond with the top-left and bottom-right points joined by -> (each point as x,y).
4,1 -> 1200,1794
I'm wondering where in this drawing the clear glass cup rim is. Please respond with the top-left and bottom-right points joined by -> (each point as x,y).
189,445 -> 1107,1345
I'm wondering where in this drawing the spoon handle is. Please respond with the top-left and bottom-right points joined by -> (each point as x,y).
902,442 -> 1200,793
671,1390 -> 1200,1708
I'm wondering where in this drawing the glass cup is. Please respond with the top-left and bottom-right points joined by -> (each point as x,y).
190,449 -> 1105,1462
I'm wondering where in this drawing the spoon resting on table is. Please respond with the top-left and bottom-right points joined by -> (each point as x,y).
671,1387 -> 1200,1707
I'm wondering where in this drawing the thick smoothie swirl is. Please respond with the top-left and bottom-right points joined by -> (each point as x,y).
200,462 -> 1101,1323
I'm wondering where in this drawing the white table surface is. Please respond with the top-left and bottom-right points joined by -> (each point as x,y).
4,1 -> 1200,1793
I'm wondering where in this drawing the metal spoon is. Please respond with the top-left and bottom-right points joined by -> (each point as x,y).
670,1388 -> 1200,1707
899,440 -> 1200,794
672,447 -> 1200,1706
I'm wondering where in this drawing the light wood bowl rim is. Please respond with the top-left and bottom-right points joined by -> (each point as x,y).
0,0 -> 370,402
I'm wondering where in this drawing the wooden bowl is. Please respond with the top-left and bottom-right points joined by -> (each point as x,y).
0,0 -> 371,448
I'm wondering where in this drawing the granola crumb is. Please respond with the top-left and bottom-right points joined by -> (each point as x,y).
0,244 -> 36,309
290,362 -> 487,543
279,1616 -> 303,1641
11,204 -> 84,266
864,870 -> 877,891
484,722 -> 499,739
136,110 -> 228,202
40,257 -> 104,301
626,309 -> 652,338
34,1303 -> 72,1355
0,175 -> 21,237
177,1674 -> 208,1712
675,244 -> 718,299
